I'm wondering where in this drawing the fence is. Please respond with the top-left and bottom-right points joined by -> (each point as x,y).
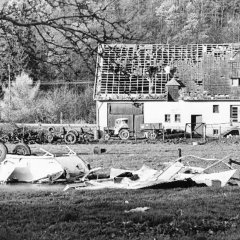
184,122 -> 240,140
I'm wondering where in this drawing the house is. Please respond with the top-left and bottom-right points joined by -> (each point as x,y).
94,43 -> 240,137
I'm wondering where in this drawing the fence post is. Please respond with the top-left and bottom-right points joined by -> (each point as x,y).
184,123 -> 187,139
191,124 -> 193,140
219,126 -> 221,139
205,124 -> 207,141
162,126 -> 165,141
135,124 -> 137,142
60,112 -> 63,124
178,148 -> 182,158
203,124 -> 206,141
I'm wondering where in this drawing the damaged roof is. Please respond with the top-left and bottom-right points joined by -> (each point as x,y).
94,43 -> 240,101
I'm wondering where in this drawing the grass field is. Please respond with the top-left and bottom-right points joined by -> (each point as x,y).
1,141 -> 240,240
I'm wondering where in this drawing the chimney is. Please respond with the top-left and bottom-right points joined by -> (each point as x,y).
166,78 -> 180,101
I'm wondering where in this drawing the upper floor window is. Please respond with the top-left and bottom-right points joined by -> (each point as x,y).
213,105 -> 219,113
175,114 -> 181,122
165,114 -> 170,122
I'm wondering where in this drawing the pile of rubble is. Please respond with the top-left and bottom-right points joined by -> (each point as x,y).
0,143 -> 100,183
64,155 -> 239,191
0,142 -> 239,191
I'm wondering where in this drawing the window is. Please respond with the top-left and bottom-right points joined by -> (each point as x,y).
175,114 -> 181,122
213,129 -> 219,135
165,114 -> 170,122
213,105 -> 219,113
231,79 -> 240,86
230,61 -> 240,79
231,106 -> 238,122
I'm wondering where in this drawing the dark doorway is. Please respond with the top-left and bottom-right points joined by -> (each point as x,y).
191,115 -> 203,137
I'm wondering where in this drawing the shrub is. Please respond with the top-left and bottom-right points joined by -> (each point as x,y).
34,86 -> 96,123
1,72 -> 40,122
0,72 -> 96,123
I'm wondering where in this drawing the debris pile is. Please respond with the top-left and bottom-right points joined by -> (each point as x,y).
0,143 -> 98,183
0,142 -> 239,191
64,155 -> 239,191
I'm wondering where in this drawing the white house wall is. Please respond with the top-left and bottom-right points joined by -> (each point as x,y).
97,100 -> 240,136
96,101 -> 108,130
144,101 -> 237,135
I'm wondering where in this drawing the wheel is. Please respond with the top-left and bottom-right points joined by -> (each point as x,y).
104,133 -> 110,141
46,134 -> 54,143
13,143 -> 31,156
48,127 -> 55,133
119,129 -> 130,140
149,132 -> 157,140
68,129 -> 79,137
82,133 -> 94,142
0,142 -> 7,162
64,132 -> 77,144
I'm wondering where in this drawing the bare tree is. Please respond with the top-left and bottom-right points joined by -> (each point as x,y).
0,0 -> 132,82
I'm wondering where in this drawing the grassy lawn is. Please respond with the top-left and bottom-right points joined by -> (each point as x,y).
1,141 -> 240,240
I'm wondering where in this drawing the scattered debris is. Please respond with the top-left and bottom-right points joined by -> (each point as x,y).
93,146 -> 106,154
0,142 -> 239,191
0,143 -> 98,183
0,154 -> 64,182
124,207 -> 150,213
64,155 -> 237,191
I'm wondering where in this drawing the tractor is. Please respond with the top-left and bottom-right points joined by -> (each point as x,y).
104,118 -> 130,140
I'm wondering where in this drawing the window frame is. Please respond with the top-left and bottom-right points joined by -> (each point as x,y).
213,129 -> 219,135
174,114 -> 181,122
164,114 -> 171,123
213,105 -> 219,113
231,106 -> 238,122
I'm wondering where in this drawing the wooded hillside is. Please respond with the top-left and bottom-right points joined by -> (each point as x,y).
1,0 -> 240,84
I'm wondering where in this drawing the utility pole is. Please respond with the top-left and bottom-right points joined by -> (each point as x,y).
8,64 -> 11,121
